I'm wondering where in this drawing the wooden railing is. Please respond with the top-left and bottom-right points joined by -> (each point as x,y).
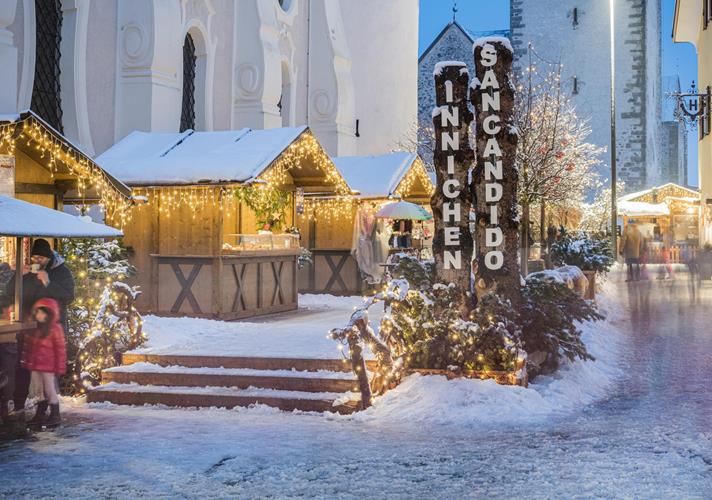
645,244 -> 697,264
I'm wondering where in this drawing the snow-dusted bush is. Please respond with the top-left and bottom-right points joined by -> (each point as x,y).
520,274 -> 603,378
550,229 -> 614,273
60,238 -> 143,394
75,281 -> 144,391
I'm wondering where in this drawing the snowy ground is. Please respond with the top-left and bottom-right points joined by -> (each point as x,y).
132,293 -> 380,359
2,276 -> 711,498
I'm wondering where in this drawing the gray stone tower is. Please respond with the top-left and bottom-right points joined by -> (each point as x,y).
510,0 -> 664,192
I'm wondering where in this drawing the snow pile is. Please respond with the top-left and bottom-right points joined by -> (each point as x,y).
133,294 -> 379,359
353,280 -> 624,427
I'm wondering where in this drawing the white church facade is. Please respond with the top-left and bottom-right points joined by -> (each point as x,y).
0,0 -> 418,159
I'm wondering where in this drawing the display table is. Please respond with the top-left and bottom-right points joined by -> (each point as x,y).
0,320 -> 37,344
151,248 -> 299,320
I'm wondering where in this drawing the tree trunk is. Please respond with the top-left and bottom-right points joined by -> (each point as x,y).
471,39 -> 521,308
431,63 -> 475,312
540,200 -> 546,245
520,201 -> 529,276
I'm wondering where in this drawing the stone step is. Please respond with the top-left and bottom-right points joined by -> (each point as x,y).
87,383 -> 361,414
102,363 -> 361,393
122,353 -> 378,373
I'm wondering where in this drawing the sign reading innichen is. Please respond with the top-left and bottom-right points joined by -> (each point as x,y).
440,78 -> 463,270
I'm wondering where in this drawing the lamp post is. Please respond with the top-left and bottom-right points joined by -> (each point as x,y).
609,0 -> 617,256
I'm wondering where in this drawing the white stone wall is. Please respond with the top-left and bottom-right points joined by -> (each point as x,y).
341,0 -> 418,156
510,0 -> 665,192
1,0 -> 417,158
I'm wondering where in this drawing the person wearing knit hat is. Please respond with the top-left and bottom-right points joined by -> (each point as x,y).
30,238 -> 54,260
4,238 -> 75,417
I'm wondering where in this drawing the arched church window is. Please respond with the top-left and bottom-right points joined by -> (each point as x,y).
180,33 -> 196,132
31,0 -> 63,132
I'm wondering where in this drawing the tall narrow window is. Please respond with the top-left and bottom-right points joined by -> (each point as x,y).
31,0 -> 63,132
706,0 -> 712,30
180,34 -> 196,132
572,76 -> 579,95
572,7 -> 579,28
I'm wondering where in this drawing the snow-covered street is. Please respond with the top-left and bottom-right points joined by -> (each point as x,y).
2,273 -> 711,498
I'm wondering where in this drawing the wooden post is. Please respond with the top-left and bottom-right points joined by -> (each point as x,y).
346,332 -> 371,410
471,38 -> 521,307
14,236 -> 22,322
431,62 -> 475,310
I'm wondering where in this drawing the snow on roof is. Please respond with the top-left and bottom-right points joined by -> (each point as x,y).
618,182 -> 699,202
0,196 -> 123,237
97,127 -> 308,186
333,152 -> 419,198
617,201 -> 670,217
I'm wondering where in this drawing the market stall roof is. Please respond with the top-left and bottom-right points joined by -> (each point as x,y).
618,182 -> 700,203
333,152 -> 433,198
97,126 -> 350,191
0,110 -> 132,199
0,195 -> 123,237
617,200 -> 670,218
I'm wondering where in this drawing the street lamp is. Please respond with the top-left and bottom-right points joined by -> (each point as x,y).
609,0 -> 617,256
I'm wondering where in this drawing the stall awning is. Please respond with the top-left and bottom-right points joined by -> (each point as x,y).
617,200 -> 670,218
0,195 -> 123,238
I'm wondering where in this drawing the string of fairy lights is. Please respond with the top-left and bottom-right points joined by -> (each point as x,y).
0,115 -> 134,226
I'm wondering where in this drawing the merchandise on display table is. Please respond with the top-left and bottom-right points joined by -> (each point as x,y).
223,233 -> 299,253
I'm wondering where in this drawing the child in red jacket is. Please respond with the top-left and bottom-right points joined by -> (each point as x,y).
21,298 -> 66,427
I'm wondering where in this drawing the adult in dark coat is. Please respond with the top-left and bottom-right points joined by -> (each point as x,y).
4,239 -> 75,413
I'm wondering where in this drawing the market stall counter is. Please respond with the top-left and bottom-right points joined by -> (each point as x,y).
152,234 -> 299,320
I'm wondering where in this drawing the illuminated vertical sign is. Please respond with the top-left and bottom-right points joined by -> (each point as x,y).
0,155 -> 15,198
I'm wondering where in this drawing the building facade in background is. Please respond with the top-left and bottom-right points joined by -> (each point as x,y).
0,0 -> 417,158
674,0 -> 712,244
510,0 -> 684,192
661,76 -> 689,187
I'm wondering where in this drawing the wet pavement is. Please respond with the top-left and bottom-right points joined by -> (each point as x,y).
1,271 -> 711,498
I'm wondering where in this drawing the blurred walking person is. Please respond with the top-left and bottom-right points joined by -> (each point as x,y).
620,221 -> 643,282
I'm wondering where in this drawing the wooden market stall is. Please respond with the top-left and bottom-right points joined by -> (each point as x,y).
0,111 -> 130,342
618,182 -> 700,263
98,126 -> 352,319
298,152 -> 435,295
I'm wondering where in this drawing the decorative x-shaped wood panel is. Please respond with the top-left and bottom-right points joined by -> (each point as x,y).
170,263 -> 203,313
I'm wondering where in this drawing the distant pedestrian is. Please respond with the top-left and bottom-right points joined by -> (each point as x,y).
21,298 -> 66,428
620,221 -> 643,282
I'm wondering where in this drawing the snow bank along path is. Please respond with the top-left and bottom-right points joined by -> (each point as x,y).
351,279 -> 625,426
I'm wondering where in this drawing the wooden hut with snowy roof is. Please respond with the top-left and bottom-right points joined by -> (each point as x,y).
98,126 -> 351,319
618,182 -> 700,263
298,151 -> 434,295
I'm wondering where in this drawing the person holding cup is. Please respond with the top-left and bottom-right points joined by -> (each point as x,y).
4,239 -> 75,422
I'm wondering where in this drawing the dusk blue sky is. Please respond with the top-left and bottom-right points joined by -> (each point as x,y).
419,0 -> 700,187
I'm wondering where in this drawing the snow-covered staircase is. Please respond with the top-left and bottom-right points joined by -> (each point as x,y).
87,353 -> 376,414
